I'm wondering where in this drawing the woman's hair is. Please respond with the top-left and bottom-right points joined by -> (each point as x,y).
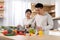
25,9 -> 32,13
35,3 -> 43,9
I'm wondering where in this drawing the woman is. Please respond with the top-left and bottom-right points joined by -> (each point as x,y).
23,9 -> 34,33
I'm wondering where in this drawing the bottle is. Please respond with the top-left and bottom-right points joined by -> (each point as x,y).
38,30 -> 44,36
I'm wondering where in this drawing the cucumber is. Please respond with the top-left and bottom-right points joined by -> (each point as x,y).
5,34 -> 14,36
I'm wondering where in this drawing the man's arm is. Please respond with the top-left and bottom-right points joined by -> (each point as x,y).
43,14 -> 53,30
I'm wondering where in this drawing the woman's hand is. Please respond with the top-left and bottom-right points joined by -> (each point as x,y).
25,25 -> 30,28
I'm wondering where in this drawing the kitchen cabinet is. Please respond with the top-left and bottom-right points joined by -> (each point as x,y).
0,0 -> 4,18
31,3 -> 55,17
53,17 -> 60,29
0,0 -> 4,2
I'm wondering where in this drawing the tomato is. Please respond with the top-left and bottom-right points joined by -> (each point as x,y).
2,30 -> 8,35
19,31 -> 23,35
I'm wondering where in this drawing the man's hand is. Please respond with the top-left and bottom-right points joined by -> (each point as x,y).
36,26 -> 42,31
17,25 -> 22,27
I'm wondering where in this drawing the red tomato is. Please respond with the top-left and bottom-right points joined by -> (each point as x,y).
19,31 -> 23,35
2,30 -> 8,35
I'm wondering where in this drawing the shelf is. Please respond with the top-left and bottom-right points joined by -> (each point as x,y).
31,3 -> 55,7
52,17 -> 60,20
0,11 -> 4,13
49,12 -> 55,14
0,8 -> 4,11
0,0 -> 4,3
0,0 -> 4,19
43,5 -> 55,7
0,1 -> 4,3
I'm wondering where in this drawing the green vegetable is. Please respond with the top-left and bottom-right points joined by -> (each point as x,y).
5,34 -> 15,36
1,26 -> 7,30
29,28 -> 35,34
8,29 -> 12,34
10,26 -> 17,29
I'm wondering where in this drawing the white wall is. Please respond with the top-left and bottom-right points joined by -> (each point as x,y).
25,0 -> 55,5
55,0 -> 60,26
12,0 -> 55,5
55,0 -> 60,17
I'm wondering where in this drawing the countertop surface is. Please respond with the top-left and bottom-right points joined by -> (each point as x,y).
0,35 -> 60,40
25,35 -> 60,40
0,30 -> 60,40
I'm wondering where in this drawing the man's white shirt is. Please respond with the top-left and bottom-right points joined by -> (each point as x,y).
33,12 -> 53,30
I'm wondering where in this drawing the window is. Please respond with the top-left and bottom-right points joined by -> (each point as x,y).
4,0 -> 31,26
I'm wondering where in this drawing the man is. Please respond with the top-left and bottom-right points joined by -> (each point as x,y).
33,3 -> 53,34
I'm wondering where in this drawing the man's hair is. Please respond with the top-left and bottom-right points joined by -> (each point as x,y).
35,3 -> 43,9
25,9 -> 32,13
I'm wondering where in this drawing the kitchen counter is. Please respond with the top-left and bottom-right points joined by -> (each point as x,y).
25,35 -> 60,40
0,36 -> 13,40
52,17 -> 60,29
0,34 -> 60,40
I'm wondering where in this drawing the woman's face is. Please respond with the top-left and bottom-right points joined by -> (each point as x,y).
25,12 -> 31,18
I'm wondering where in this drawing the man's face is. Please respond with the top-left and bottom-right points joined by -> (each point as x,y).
25,12 -> 31,18
35,8 -> 43,14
